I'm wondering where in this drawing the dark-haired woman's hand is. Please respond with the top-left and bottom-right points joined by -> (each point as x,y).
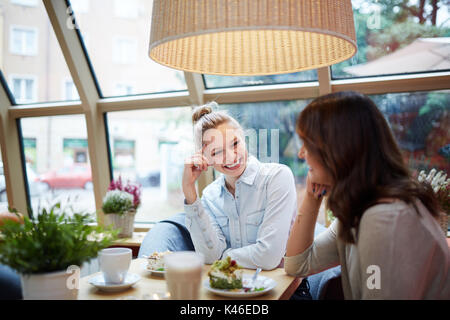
182,153 -> 210,204
306,172 -> 330,201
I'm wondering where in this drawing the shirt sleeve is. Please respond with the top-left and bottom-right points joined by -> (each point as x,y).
221,166 -> 297,270
284,218 -> 340,277
184,197 -> 227,264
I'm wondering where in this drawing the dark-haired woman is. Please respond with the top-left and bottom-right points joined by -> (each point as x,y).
285,91 -> 449,299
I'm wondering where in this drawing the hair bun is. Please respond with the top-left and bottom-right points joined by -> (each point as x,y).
192,102 -> 217,123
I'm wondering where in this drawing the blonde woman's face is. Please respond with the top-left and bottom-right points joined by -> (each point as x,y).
202,123 -> 247,177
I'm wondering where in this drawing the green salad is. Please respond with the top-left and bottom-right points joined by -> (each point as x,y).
208,256 -> 243,290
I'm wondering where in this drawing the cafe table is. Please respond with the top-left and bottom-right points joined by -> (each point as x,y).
78,258 -> 302,300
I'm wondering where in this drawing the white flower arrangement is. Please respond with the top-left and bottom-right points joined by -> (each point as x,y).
417,168 -> 450,215
102,190 -> 134,215
418,169 -> 449,193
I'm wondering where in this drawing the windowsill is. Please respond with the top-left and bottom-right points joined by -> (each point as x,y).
107,223 -> 154,248
111,231 -> 147,247
87,222 -> 155,233
133,223 -> 155,232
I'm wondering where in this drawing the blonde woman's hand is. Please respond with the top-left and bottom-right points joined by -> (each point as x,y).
182,153 -> 210,204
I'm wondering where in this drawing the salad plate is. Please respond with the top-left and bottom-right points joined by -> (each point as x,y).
203,274 -> 276,298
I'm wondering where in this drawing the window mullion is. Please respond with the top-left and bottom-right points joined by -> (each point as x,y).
43,0 -> 110,225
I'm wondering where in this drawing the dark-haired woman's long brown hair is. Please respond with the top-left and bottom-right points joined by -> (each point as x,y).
296,91 -> 440,244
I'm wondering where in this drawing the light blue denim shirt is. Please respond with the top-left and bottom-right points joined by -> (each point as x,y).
184,155 -> 297,270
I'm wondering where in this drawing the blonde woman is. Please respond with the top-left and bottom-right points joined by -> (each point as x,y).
182,102 -> 298,270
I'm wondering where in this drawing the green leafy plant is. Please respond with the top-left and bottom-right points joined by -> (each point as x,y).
0,203 -> 118,275
102,190 -> 134,215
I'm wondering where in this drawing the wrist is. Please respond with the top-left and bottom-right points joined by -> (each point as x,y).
183,186 -> 197,205
299,193 -> 322,216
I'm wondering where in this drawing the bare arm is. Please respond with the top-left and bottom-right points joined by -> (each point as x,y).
284,171 -> 339,277
286,173 -> 327,256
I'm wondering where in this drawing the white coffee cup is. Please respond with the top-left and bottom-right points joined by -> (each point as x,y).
98,248 -> 132,284
164,251 -> 204,300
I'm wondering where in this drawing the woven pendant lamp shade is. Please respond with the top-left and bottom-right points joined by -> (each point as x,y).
149,0 -> 357,76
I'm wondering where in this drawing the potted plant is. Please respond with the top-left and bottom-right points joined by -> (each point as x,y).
418,169 -> 450,235
102,176 -> 142,238
0,204 -> 117,300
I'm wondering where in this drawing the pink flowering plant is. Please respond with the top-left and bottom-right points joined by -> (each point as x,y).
108,176 -> 142,210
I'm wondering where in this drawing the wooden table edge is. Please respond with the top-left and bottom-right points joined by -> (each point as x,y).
279,276 -> 302,300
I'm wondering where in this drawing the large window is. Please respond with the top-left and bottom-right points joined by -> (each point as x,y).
332,0 -> 450,79
106,107 -> 193,222
69,0 -> 188,97
20,115 -> 95,218
2,0 -> 79,104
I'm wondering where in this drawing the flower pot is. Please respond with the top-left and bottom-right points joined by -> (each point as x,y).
104,209 -> 136,238
20,269 -> 79,300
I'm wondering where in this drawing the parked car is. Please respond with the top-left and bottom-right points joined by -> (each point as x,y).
38,163 -> 92,190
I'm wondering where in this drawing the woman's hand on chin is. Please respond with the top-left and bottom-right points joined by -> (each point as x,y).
305,172 -> 331,201
182,153 -> 210,204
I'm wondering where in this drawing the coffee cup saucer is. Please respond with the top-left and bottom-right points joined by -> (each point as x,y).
89,273 -> 140,292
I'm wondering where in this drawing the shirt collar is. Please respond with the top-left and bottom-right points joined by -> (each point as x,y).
219,155 -> 260,194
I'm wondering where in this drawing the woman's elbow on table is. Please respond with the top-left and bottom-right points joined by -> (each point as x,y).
253,250 -> 286,270
283,256 -> 309,277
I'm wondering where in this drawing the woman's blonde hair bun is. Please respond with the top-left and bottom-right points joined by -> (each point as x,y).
192,101 -> 218,123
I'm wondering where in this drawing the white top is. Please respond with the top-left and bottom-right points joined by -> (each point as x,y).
284,200 -> 450,299
184,155 -> 297,270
